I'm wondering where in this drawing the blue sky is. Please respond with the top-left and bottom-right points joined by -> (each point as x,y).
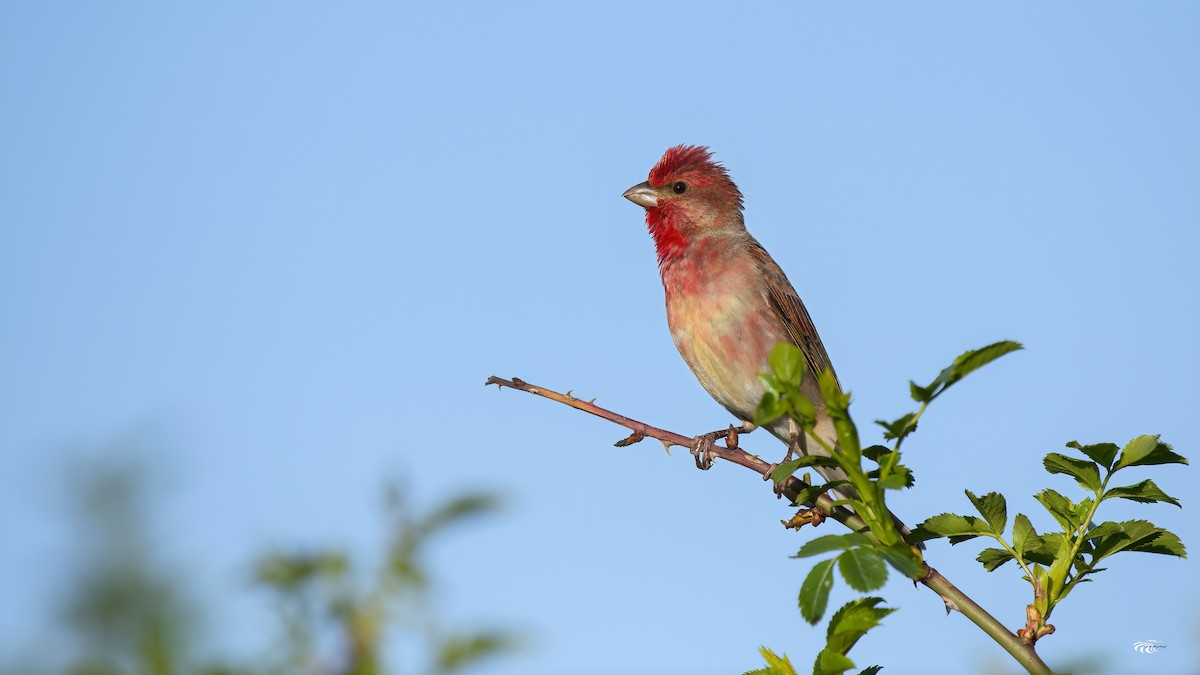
2,3 -> 1197,674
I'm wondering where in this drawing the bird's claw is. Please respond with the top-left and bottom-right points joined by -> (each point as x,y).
691,432 -> 718,470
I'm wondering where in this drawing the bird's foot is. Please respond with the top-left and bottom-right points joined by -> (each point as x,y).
690,422 -> 754,470
690,431 -> 720,470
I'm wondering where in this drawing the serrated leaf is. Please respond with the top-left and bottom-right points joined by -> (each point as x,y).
813,649 -> 856,675
1034,489 -> 1079,531
858,668 -> 883,675
1066,440 -> 1119,470
1013,514 -> 1035,559
1083,521 -> 1125,541
1043,453 -> 1102,492
1128,529 -> 1186,557
977,547 -> 1015,571
948,340 -> 1023,382
752,647 -> 798,675
965,490 -> 1007,534
793,534 -> 871,558
909,513 -> 992,543
1103,479 -> 1182,507
837,548 -> 888,592
915,341 -> 1023,402
862,445 -> 890,461
770,342 -> 805,385
1090,520 -> 1188,562
1114,436 -> 1188,470
1024,532 -> 1065,566
876,412 -> 918,440
909,380 -> 935,403
800,559 -> 837,624
825,597 -> 896,655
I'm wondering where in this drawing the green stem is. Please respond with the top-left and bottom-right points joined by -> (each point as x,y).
921,566 -> 1054,675
1047,472 -> 1111,614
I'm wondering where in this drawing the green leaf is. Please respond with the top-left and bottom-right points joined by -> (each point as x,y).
435,632 -> 512,673
1128,529 -> 1186,557
1114,435 -> 1188,470
1024,532 -> 1066,566
813,650 -> 856,675
965,490 -> 1008,534
976,547 -> 1015,572
755,391 -> 786,426
818,368 -> 850,412
837,548 -> 888,592
788,390 -> 818,428
909,513 -> 992,543
1066,440 -> 1119,470
799,559 -> 837,624
877,471 -> 912,490
861,445 -> 890,461
789,481 -> 848,507
1043,453 -> 1102,492
858,668 -> 883,675
1034,489 -> 1079,531
421,494 -> 500,536
1083,520 -> 1125,541
1103,479 -> 1182,507
825,597 -> 896,655
946,340 -> 1024,384
915,341 -> 1023,402
793,534 -> 871,558
771,456 -> 841,485
1012,514 -> 1036,559
909,380 -> 935,403
880,542 -> 924,578
1090,520 -> 1187,562
751,647 -> 798,675
875,412 -> 918,441
770,342 -> 805,385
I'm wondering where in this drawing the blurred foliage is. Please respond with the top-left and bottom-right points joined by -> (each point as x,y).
6,460 -> 513,675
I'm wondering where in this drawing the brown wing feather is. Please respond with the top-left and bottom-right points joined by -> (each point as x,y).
746,238 -> 840,387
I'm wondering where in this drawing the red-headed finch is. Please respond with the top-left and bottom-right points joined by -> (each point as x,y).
624,145 -> 907,533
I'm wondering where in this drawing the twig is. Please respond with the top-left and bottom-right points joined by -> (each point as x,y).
484,376 -> 859,528
485,375 -> 1054,675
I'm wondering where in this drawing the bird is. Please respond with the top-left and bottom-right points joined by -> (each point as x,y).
622,145 -> 893,527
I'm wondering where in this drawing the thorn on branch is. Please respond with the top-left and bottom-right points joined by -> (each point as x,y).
941,595 -> 960,615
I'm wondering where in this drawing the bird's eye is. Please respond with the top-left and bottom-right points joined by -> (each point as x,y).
672,181 -> 687,194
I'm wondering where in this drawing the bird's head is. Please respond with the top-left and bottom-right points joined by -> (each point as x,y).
624,145 -> 744,265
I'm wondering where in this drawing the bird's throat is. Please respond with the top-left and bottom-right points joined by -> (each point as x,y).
646,208 -> 688,268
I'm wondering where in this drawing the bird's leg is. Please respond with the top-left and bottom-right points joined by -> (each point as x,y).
763,432 -> 806,495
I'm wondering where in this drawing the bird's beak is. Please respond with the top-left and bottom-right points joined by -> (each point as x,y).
623,182 -> 658,209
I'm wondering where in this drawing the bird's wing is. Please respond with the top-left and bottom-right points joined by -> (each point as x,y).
746,239 -> 840,387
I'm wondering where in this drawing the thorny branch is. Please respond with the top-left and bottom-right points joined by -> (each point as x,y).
485,375 -> 1055,675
